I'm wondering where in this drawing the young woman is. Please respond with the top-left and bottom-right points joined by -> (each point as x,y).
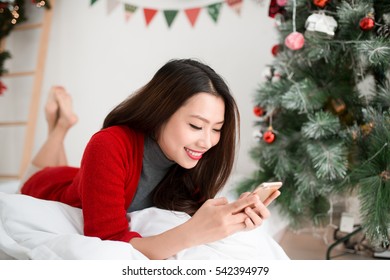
20,59 -> 280,259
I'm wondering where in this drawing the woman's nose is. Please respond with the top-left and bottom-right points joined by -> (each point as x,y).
198,130 -> 212,150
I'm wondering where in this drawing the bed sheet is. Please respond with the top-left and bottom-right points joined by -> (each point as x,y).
0,191 -> 289,260
0,175 -> 289,260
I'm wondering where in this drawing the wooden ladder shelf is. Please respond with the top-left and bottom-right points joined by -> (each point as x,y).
0,1 -> 56,180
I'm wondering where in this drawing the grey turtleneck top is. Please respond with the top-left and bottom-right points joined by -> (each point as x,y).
127,136 -> 175,212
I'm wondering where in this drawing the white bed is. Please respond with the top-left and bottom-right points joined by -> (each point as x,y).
0,179 -> 289,260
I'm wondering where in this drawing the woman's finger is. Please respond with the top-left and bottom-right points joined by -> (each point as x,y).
208,197 -> 229,206
228,195 -> 259,214
244,217 -> 254,230
253,201 -> 271,220
238,192 -> 251,199
245,206 -> 264,227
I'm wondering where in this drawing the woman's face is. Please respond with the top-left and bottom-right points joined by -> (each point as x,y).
157,92 -> 225,169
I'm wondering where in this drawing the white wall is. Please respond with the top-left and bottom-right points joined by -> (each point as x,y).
1,0 -> 277,179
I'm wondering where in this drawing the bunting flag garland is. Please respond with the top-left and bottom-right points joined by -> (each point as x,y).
90,0 -> 248,28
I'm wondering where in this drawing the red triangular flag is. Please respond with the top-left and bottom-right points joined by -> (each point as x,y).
143,8 -> 158,26
184,7 -> 201,27
225,0 -> 243,15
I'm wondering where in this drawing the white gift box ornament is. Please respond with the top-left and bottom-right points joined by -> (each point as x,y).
305,12 -> 338,36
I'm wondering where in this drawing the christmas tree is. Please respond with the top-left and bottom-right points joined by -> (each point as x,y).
237,0 -> 390,250
0,0 -> 50,95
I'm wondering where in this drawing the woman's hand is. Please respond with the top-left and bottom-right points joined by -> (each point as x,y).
129,194 -> 277,260
237,189 -> 280,227
183,195 -> 266,246
237,191 -> 278,230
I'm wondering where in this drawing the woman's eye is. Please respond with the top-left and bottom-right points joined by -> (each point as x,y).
213,128 -> 222,132
190,124 -> 202,130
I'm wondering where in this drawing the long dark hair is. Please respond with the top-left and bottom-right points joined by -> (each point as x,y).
103,58 -> 240,215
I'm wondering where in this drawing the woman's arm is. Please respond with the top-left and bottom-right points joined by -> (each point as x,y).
130,195 -> 265,259
79,128 -> 143,241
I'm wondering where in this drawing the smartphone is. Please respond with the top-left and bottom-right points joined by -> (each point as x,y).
251,181 -> 282,203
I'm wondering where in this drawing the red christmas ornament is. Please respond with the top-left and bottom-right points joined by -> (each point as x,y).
313,0 -> 330,8
268,0 -> 286,19
0,81 -> 7,96
263,130 -> 276,144
285,32 -> 305,50
253,105 -> 265,117
360,16 -> 375,31
271,44 -> 280,56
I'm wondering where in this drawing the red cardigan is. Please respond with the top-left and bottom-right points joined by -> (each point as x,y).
21,126 -> 145,242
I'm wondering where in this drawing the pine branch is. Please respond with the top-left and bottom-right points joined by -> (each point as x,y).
254,79 -> 292,109
373,79 -> 390,109
302,111 -> 341,140
303,35 -> 334,62
356,39 -> 390,71
294,159 -> 324,198
306,141 -> 348,180
359,176 -> 390,249
273,149 -> 294,179
344,109 -> 390,247
281,79 -> 327,114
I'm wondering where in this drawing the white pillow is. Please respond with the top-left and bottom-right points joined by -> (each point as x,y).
0,192 -> 289,260
0,193 -> 146,260
0,180 -> 20,194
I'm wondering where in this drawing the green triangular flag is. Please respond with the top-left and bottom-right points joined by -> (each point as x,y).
124,3 -> 137,13
91,0 -> 99,6
124,3 -> 138,22
163,10 -> 179,28
207,2 -> 223,23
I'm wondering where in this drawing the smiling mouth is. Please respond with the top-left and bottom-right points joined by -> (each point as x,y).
185,148 -> 203,160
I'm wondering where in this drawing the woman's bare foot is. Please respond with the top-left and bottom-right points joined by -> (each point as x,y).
28,86 -> 77,170
56,88 -> 78,130
45,86 -> 60,133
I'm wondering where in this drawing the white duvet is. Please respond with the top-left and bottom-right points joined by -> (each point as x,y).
0,191 -> 289,260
